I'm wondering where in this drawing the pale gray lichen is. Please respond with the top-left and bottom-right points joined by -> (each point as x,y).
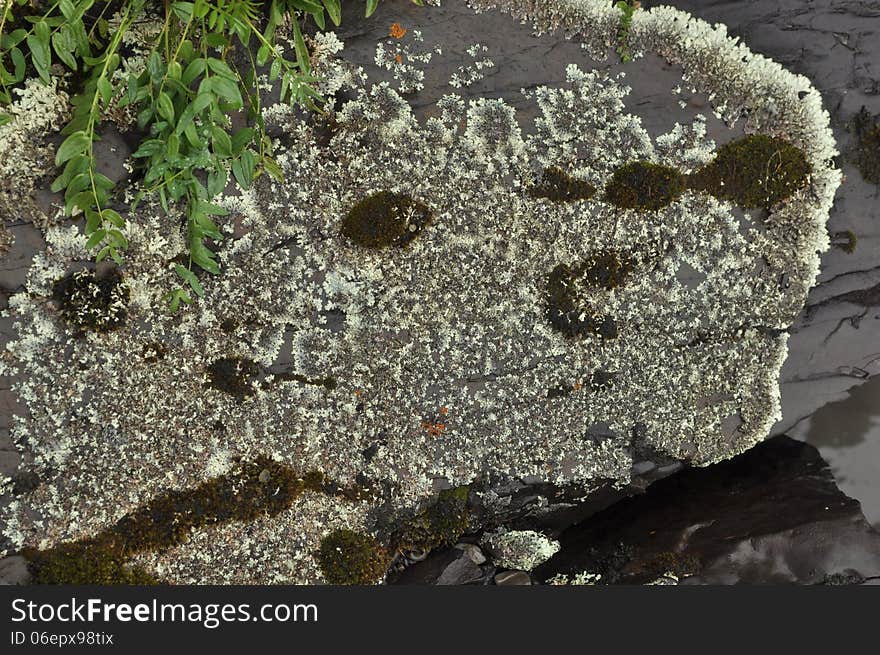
485,529 -> 560,570
0,1 -> 840,583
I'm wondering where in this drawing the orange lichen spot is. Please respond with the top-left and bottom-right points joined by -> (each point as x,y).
572,382 -> 583,391
394,54 -> 403,64
439,406 -> 449,416
390,23 -> 407,39
422,421 -> 447,437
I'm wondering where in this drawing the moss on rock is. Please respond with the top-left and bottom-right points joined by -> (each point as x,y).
529,166 -> 597,202
605,161 -> 686,210
206,357 -> 264,399
397,486 -> 471,552
52,268 -> 128,332
25,544 -> 158,585
853,107 -> 880,185
317,529 -> 390,585
546,250 -> 633,339
340,191 -> 433,248
690,134 -> 810,208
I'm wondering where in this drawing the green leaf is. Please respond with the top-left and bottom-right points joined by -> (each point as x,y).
56,131 -> 91,166
366,0 -> 380,17
175,264 -> 205,297
157,91 -> 175,122
292,18 -> 311,75
232,149 -> 257,189
322,0 -> 341,25
27,23 -> 52,84
51,31 -> 77,70
210,126 -> 232,157
103,209 -> 125,229
231,127 -> 255,153
85,229 -> 106,250
181,58 -> 206,85
208,77 -> 242,106
206,57 -> 236,80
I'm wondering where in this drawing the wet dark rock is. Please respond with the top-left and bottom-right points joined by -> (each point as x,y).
391,544 -> 490,585
535,436 -> 880,585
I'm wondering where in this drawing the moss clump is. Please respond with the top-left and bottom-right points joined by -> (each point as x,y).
206,357 -> 263,399
25,544 -> 158,585
340,191 -> 433,249
529,167 -> 597,202
853,107 -> 880,185
317,529 -> 390,585
24,457 -> 363,584
52,268 -> 128,332
546,250 -> 632,339
605,161 -> 686,210
690,134 -> 810,208
397,486 -> 471,552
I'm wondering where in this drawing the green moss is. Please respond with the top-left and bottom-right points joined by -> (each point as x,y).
689,134 -> 810,209
397,486 -> 471,552
853,107 -> 880,185
52,268 -> 128,332
317,529 -> 390,585
340,191 -> 433,249
545,250 -> 632,339
26,457 -> 364,584
206,357 -> 263,399
529,167 -> 597,202
605,161 -> 686,211
832,230 -> 858,254
25,543 -> 158,585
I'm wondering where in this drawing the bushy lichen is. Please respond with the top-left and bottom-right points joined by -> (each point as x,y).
340,190 -> 433,248
605,161 -> 686,210
397,486 -> 471,552
317,529 -> 390,585
52,268 -> 128,332
529,166 -> 597,202
689,134 -> 810,208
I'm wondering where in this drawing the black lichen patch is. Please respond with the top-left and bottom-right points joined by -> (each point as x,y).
689,134 -> 810,208
396,486 -> 471,553
52,268 -> 128,332
25,457 -> 363,584
546,250 -> 633,339
853,107 -> 880,185
340,191 -> 433,249
547,383 -> 574,399
206,357 -> 264,399
142,341 -> 167,362
604,161 -> 686,211
317,529 -> 390,585
590,370 -> 617,391
528,167 -> 597,202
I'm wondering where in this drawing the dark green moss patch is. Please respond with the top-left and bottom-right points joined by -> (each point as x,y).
831,230 -> 858,254
52,268 -> 128,332
529,167 -> 596,202
853,107 -> 880,185
605,161 -> 686,211
317,529 -> 390,585
206,357 -> 263,399
396,486 -> 471,553
546,250 -> 632,339
690,134 -> 810,208
25,543 -> 158,585
340,191 -> 433,249
26,457 -> 365,584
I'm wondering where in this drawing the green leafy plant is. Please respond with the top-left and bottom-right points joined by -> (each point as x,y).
1,0 -> 421,308
616,0 -> 639,63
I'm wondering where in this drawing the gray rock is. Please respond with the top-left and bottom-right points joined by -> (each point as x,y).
0,556 -> 30,586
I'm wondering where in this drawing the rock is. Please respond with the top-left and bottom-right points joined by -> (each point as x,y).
484,530 -> 560,571
494,570 -> 532,586
392,545 -> 488,585
536,436 -> 880,585
0,556 -> 31,585
457,543 -> 486,565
